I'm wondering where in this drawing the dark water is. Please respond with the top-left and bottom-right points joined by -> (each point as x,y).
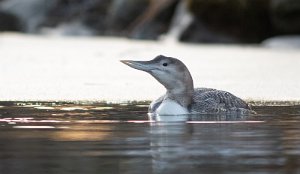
0,102 -> 300,174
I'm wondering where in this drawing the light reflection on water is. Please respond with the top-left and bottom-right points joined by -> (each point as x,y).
0,102 -> 299,174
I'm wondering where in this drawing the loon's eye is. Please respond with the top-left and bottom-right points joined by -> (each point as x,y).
162,63 -> 168,67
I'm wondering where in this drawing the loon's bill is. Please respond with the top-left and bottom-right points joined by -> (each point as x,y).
120,60 -> 156,72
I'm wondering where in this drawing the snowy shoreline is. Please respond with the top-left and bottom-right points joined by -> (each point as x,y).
0,33 -> 299,103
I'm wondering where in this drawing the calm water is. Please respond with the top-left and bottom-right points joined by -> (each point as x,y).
0,102 -> 300,174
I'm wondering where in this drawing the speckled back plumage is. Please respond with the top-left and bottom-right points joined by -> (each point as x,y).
149,88 -> 252,114
190,88 -> 252,114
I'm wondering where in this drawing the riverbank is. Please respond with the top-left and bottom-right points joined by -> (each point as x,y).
0,33 -> 299,103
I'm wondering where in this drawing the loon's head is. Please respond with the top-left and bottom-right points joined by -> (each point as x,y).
121,55 -> 194,107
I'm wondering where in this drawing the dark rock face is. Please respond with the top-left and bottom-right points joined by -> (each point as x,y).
42,0 -> 112,34
105,0 -> 149,36
128,0 -> 179,40
42,0 -> 178,39
0,11 -> 22,31
270,0 -> 300,33
1,0 -> 300,43
180,21 -> 239,43
0,0 -> 55,33
105,0 -> 179,39
184,0 -> 274,43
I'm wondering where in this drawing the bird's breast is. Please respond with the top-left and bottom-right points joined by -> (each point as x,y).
155,99 -> 189,115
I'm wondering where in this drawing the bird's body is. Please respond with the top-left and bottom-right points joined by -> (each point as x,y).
121,55 -> 254,115
149,88 -> 252,115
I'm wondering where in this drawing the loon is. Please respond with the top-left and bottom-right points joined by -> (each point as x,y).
121,55 -> 253,115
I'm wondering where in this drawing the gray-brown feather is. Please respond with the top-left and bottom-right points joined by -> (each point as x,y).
149,88 -> 252,114
190,88 -> 251,114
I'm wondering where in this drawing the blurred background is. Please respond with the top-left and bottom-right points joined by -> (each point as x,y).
0,0 -> 300,102
1,0 -> 300,44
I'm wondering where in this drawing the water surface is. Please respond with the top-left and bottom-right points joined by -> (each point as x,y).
0,102 -> 300,174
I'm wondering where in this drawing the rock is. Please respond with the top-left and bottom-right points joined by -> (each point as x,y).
105,0 -> 149,36
43,0 -> 177,39
270,0 -> 300,33
128,0 -> 179,40
160,0 -> 194,42
42,0 -> 112,34
80,0 -> 112,34
0,11 -> 22,31
183,0 -> 274,43
180,20 -> 239,43
0,0 -> 54,33
6,0 -> 297,43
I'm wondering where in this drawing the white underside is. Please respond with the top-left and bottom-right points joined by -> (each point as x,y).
155,99 -> 189,115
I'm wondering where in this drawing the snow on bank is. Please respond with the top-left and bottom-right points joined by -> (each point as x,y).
0,33 -> 299,102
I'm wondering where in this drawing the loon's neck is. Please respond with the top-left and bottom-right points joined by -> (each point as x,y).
166,86 -> 194,109
164,69 -> 194,109
155,87 -> 193,115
